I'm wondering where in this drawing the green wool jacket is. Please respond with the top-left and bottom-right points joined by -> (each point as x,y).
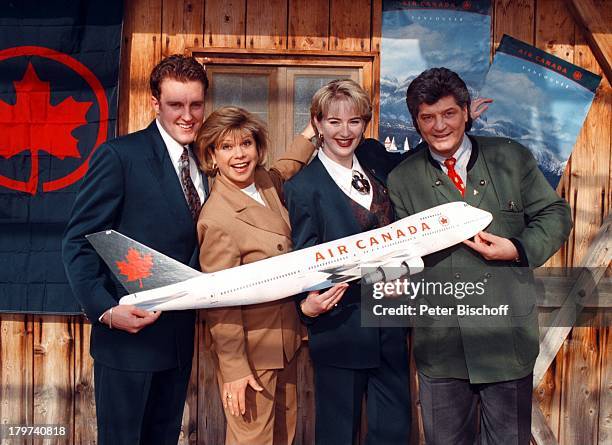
387,135 -> 572,384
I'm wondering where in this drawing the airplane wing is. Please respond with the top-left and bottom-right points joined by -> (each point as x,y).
86,230 -> 201,294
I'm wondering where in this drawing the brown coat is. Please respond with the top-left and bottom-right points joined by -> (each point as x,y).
197,135 -> 314,382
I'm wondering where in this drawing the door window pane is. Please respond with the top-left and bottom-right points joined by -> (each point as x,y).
211,74 -> 270,123
293,76 -> 343,136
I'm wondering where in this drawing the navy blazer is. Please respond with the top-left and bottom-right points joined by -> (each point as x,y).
62,122 -> 205,371
284,138 -> 406,369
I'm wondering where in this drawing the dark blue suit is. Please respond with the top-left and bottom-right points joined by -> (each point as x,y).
284,139 -> 411,445
62,122 -> 205,445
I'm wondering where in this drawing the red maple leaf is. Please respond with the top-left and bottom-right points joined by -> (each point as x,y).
116,248 -> 153,289
0,62 -> 92,161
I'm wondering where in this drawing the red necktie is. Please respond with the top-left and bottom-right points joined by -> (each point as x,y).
444,157 -> 465,197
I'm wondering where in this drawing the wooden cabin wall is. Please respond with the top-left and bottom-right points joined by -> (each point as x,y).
0,1 -> 609,444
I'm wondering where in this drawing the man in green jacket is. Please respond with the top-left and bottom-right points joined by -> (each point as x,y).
387,68 -> 572,444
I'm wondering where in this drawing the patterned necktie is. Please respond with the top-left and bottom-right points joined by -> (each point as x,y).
179,147 -> 201,221
443,157 -> 465,197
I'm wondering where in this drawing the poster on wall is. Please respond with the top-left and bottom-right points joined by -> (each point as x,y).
474,35 -> 601,188
379,0 -> 492,152
0,0 -> 123,313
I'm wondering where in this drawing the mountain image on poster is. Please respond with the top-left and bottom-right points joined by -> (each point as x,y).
473,35 -> 601,188
379,0 -> 492,150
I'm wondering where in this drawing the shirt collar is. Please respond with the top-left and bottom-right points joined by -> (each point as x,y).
156,118 -> 188,164
429,134 -> 472,167
318,148 -> 366,193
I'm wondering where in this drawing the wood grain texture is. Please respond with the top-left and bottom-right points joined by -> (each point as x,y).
246,0 -> 288,49
288,0 -> 329,50
329,0 -> 371,51
120,0 -> 162,135
204,0 -> 246,48
493,0 -> 535,46
162,0 -> 204,56
73,318 -> 96,445
370,0 -> 382,53
32,316 -> 74,445
598,326 -> 611,444
0,315 -> 33,445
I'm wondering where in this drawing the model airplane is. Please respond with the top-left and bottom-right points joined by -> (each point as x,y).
86,202 -> 492,311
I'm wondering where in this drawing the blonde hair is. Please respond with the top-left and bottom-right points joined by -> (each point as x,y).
195,106 -> 269,176
310,79 -> 372,146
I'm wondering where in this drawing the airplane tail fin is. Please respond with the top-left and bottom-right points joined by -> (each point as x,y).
86,230 -> 200,295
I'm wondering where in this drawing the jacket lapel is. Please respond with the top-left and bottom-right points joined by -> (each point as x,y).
144,122 -> 195,227
213,173 -> 291,237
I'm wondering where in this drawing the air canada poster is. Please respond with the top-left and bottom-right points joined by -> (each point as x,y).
380,0 -> 491,152
474,35 -> 601,188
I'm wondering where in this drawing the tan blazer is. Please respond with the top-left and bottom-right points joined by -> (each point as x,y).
197,136 -> 314,383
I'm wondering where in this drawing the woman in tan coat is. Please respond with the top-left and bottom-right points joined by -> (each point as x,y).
195,106 -> 346,445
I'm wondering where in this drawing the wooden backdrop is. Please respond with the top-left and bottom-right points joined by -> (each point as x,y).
0,1 -> 609,444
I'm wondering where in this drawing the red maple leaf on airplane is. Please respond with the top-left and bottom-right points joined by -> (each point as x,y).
0,63 -> 92,190
116,248 -> 153,289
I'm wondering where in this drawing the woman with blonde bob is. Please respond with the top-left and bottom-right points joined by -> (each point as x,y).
195,106 -> 347,445
284,79 -> 412,444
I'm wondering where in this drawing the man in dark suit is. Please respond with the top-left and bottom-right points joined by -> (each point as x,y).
62,55 -> 208,445
387,68 -> 572,444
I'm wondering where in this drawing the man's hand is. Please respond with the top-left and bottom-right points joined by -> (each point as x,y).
222,374 -> 263,416
100,304 -> 161,333
300,283 -> 349,317
470,97 -> 493,120
463,231 -> 519,261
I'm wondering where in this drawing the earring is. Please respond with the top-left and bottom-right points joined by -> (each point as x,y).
211,161 -> 218,174
317,133 -> 324,148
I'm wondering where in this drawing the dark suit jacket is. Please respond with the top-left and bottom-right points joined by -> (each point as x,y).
388,135 -> 572,383
284,138 -> 406,369
62,121 -> 204,372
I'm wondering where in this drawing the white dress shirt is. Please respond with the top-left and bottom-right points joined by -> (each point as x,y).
240,182 -> 266,206
429,134 -> 472,186
318,148 -> 373,210
156,119 -> 206,203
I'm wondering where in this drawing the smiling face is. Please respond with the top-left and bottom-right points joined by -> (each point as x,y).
416,95 -> 468,158
212,130 -> 259,189
151,78 -> 205,146
315,99 -> 365,168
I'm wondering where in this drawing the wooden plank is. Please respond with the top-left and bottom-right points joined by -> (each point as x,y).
120,0 -> 162,135
0,315 -> 33,445
371,0 -> 382,53
493,0 -> 535,47
204,0 -> 246,48
533,215 -> 611,385
566,0 -> 612,84
162,0 -> 205,56
330,0 -> 371,51
558,27 -> 612,442
598,326 -> 612,444
246,0 -> 288,49
179,311 -> 200,445
73,317 -> 96,445
536,276 -> 611,307
197,316 -> 225,445
32,316 -> 74,445
288,0 -> 329,50
531,397 -> 559,445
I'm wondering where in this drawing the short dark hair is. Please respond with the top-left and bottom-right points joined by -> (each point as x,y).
149,54 -> 208,100
405,67 -> 472,134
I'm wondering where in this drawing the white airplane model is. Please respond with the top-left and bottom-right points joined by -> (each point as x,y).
86,202 -> 492,311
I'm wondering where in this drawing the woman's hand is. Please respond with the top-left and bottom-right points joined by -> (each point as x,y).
470,97 -> 493,120
300,283 -> 349,317
222,374 -> 263,416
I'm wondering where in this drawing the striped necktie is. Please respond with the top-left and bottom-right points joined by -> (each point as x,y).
443,157 -> 465,197
179,147 -> 201,221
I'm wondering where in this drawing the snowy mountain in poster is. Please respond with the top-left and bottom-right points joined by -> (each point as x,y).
473,54 -> 598,188
380,5 -> 491,150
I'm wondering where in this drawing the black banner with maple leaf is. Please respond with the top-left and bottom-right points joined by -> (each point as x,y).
0,1 -> 122,313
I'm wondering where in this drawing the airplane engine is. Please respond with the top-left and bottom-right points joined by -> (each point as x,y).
361,257 -> 424,285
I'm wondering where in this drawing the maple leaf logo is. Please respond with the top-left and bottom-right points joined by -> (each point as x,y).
439,216 -> 449,225
0,62 -> 92,193
116,248 -> 153,289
